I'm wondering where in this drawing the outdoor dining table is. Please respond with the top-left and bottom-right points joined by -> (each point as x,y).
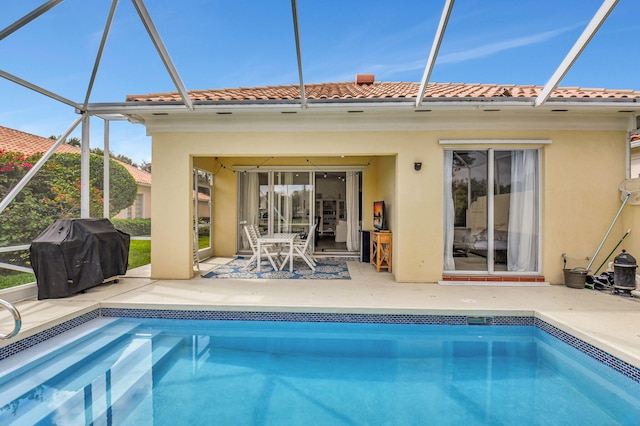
256,233 -> 298,272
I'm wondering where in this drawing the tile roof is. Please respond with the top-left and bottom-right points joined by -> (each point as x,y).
0,125 -> 151,185
125,81 -> 640,103
0,125 -> 80,156
119,162 -> 151,186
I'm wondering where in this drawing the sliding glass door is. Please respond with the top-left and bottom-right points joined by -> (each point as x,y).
238,171 -> 313,252
237,168 -> 361,255
443,149 -> 540,273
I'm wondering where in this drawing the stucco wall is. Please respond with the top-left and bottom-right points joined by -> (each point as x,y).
150,138 -> 193,279
150,129 -> 630,284
544,131 -> 626,281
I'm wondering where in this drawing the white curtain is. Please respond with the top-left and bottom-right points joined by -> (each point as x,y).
443,151 -> 455,270
507,150 -> 538,271
238,172 -> 260,250
346,172 -> 360,251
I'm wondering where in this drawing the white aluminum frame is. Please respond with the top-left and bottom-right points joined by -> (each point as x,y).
0,0 -> 625,274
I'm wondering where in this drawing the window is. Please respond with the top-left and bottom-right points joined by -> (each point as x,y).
135,193 -> 144,218
443,149 -> 540,273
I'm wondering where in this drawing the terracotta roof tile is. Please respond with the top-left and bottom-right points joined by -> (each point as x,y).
0,125 -> 80,156
125,81 -> 640,103
0,125 -> 151,185
119,162 -> 151,186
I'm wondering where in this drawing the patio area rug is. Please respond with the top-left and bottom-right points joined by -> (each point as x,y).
202,257 -> 351,280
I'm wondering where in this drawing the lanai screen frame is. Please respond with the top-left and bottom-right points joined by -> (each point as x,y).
0,0 -> 626,274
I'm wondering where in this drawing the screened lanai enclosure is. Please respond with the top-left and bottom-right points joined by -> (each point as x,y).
0,0 -> 638,281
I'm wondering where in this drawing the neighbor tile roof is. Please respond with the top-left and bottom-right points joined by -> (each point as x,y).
0,125 -> 151,185
0,125 -> 80,155
119,162 -> 151,186
126,81 -> 640,103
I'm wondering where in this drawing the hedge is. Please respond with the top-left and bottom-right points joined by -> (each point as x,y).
111,218 -> 151,236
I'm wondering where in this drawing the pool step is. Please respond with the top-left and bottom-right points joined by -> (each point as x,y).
0,320 -> 140,408
81,334 -> 184,425
0,317 -> 123,382
0,320 -> 143,424
0,331 -> 183,425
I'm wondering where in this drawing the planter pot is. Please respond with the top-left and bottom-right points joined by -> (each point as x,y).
563,269 -> 586,289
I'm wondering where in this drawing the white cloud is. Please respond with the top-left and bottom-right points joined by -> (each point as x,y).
438,25 -> 581,64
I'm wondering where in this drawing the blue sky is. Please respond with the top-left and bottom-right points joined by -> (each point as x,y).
1,0 -> 639,165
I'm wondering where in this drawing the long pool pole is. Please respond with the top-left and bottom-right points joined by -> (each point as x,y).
593,229 -> 631,275
586,192 -> 630,272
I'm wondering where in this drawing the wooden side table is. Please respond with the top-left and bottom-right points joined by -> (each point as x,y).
370,231 -> 392,272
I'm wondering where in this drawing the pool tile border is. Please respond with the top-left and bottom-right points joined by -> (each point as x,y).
0,310 -> 100,361
1,308 -> 638,384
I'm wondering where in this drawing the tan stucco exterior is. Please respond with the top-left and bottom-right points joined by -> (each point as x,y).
149,125 -> 637,284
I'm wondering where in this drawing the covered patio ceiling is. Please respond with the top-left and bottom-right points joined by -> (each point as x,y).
1,0 -> 636,120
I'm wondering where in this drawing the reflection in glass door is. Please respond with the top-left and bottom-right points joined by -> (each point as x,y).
450,151 -> 489,271
273,172 -> 313,235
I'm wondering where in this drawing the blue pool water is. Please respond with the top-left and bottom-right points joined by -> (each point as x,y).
0,318 -> 639,425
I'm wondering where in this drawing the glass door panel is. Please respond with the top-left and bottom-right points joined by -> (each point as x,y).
493,151 -> 512,271
194,169 -> 213,258
451,151 -> 488,271
273,172 -> 313,235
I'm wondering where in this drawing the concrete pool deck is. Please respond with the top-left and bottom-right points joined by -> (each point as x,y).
1,258 -> 640,370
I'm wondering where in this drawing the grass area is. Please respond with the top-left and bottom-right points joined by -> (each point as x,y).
0,240 -> 152,290
0,272 -> 35,290
128,239 -> 151,269
199,235 -> 209,250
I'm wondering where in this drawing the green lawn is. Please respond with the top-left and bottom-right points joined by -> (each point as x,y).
0,272 -> 35,290
199,235 -> 209,250
128,239 -> 151,269
0,240 -> 152,290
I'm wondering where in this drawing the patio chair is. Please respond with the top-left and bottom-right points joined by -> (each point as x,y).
243,225 -> 280,271
292,224 -> 317,270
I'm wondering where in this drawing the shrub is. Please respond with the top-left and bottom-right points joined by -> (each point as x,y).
111,218 -> 151,236
0,151 -> 138,265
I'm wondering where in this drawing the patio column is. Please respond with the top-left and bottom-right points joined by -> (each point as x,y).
150,135 -> 194,279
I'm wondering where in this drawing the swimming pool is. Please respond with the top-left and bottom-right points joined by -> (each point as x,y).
1,312 -> 639,425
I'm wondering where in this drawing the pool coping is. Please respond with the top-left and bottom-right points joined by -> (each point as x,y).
1,305 -> 639,385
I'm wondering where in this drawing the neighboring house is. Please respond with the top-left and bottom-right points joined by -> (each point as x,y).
120,77 -> 640,283
0,125 -> 80,156
112,162 -> 152,219
0,125 -> 151,218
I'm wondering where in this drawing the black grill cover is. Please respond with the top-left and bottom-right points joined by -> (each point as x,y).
30,218 -> 130,299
